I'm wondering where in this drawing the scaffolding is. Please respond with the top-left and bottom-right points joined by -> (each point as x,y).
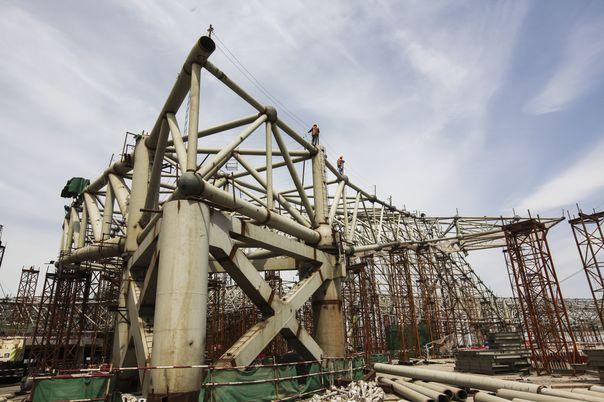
9,266 -> 39,336
569,210 -> 604,329
504,219 -> 578,374
27,260 -> 121,373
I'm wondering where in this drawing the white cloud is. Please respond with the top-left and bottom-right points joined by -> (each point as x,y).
524,19 -> 604,114
516,136 -> 604,212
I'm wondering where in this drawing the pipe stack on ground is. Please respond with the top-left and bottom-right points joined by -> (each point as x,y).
426,381 -> 468,400
374,363 -> 604,402
591,386 -> 604,394
377,377 -> 436,402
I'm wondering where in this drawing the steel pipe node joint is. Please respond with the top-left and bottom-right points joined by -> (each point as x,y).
178,171 -> 205,197
264,106 -> 278,123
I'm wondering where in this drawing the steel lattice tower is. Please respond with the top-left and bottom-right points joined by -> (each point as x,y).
504,219 -> 578,374
569,210 -> 604,328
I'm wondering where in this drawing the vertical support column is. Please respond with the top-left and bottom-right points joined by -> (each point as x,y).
310,146 -> 346,357
60,217 -> 70,253
312,278 -> 346,357
77,206 -> 87,248
102,185 -> 114,239
149,200 -> 210,401
125,136 -> 150,252
111,269 -> 129,368
187,63 -> 201,172
265,123 -> 274,210
312,146 -> 329,238
66,208 -> 79,250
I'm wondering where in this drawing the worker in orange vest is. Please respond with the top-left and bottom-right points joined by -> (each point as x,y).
308,123 -> 320,146
337,155 -> 345,175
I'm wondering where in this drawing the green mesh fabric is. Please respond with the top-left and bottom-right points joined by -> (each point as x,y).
199,358 -> 365,401
32,376 -> 113,402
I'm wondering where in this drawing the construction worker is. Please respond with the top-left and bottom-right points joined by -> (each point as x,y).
337,155 -> 345,175
308,123 -> 320,146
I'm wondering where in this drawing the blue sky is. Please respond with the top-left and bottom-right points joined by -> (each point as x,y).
0,0 -> 603,298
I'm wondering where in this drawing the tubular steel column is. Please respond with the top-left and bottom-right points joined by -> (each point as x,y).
149,200 -> 210,401
311,146 -> 346,357
503,219 -> 578,374
569,210 -> 604,328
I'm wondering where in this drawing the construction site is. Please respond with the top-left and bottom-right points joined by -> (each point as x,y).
1,28 -> 604,402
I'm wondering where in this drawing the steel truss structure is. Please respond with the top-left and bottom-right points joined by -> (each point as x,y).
47,35 -> 580,397
569,210 -> 604,329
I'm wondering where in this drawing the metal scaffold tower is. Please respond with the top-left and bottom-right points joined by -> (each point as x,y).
569,209 -> 604,329
9,266 -> 39,335
45,34 -> 576,397
503,219 -> 578,374
30,266 -> 92,371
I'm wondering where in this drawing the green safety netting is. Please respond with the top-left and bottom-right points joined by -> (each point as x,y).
369,354 -> 389,364
32,376 -> 114,402
30,359 -> 365,401
199,358 -> 365,401
352,357 -> 365,380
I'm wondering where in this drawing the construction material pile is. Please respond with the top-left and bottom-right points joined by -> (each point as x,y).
309,380 -> 385,402
455,332 -> 530,375
585,349 -> 604,382
374,363 -> 604,401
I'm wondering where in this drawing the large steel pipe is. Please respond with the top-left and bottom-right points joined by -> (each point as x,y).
178,171 -> 321,244
203,61 -> 264,112
146,36 -> 216,149
84,159 -> 132,194
373,364 -> 542,393
312,279 -> 346,357
497,389 -> 584,402
377,377 -> 434,402
591,386 -> 604,394
149,200 -> 210,399
474,393 -> 510,402
539,388 -> 604,402
59,237 -> 124,264
426,381 -> 468,400
573,389 -> 604,398
392,378 -> 449,402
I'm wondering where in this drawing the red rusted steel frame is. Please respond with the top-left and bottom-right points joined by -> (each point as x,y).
29,271 -> 57,372
504,219 -> 578,374
415,247 -> 444,344
388,250 -> 421,359
9,266 -> 39,335
569,211 -> 604,328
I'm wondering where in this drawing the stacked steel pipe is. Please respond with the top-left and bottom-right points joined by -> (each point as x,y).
374,363 -> 604,401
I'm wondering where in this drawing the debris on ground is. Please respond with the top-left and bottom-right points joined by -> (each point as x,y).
309,380 -> 384,401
